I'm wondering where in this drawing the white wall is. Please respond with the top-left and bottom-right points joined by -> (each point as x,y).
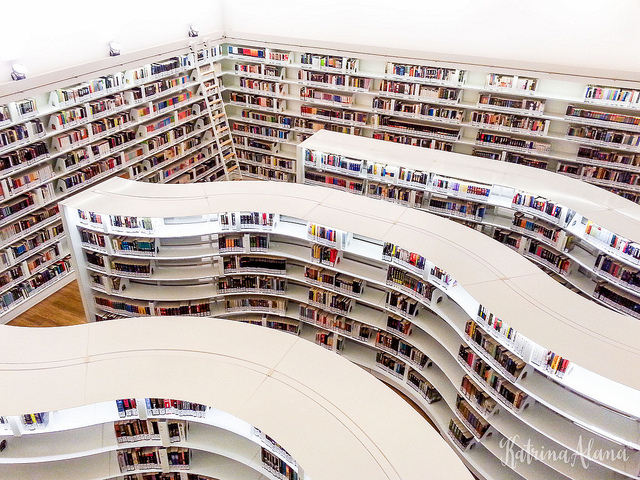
0,0 -> 225,82
1,0 -> 638,88
221,0 -> 640,77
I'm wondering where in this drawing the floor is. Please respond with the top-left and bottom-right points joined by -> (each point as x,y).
7,280 -> 87,327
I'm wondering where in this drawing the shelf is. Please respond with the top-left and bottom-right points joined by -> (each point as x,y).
0,316 -> 472,480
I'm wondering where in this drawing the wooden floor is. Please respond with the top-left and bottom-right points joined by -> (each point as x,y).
7,280 -> 87,327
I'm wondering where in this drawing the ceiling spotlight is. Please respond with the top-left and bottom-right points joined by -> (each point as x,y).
109,41 -> 121,57
188,25 -> 200,38
11,64 -> 27,81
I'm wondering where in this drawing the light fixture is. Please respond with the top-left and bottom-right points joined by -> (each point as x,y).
11,64 -> 27,81
109,41 -> 121,57
188,25 -> 200,38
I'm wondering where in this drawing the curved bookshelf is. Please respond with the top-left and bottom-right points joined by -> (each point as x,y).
297,129 -> 640,321
0,317 -> 471,480
59,178 -> 640,480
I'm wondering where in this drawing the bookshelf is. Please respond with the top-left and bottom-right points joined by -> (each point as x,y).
298,130 -> 640,321
0,41 -> 240,323
61,178 -> 640,480
0,316 -> 470,480
219,38 -> 640,204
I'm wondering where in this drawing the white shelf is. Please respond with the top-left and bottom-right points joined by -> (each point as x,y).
0,317 -> 472,480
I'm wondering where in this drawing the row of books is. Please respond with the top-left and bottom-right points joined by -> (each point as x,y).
6,222 -> 63,260
145,398 -> 207,417
460,375 -> 496,414
594,283 -> 640,317
470,111 -> 549,134
375,115 -> 460,140
304,266 -> 363,295
455,395 -> 490,437
385,62 -> 464,84
218,275 -> 286,293
567,125 -> 640,148
376,351 -> 406,378
478,94 -> 545,113
223,255 -> 286,273
298,70 -> 372,90
0,256 -> 71,311
241,109 -> 292,128
382,242 -> 426,271
301,54 -> 357,73
155,302 -> 211,317
566,105 -> 640,127
0,141 -> 49,173
225,297 -> 286,311
58,155 -> 123,191
367,183 -> 420,205
234,62 -> 282,78
233,122 -> 290,140
486,74 -> 537,92
110,215 -> 154,231
308,287 -> 352,313
475,131 -> 551,155
230,92 -> 285,110
373,131 -> 453,151
220,211 -> 275,229
236,150 -> 294,171
25,244 -> 59,273
261,447 -> 298,480
310,244 -> 340,265
386,314 -> 412,336
379,80 -> 460,102
432,176 -> 491,198
114,419 -> 185,443
465,321 -> 526,378
428,197 -> 485,219
110,260 -> 152,276
301,105 -> 367,124
512,193 -> 563,219
512,213 -> 563,245
386,266 -> 434,300
594,254 -> 640,289
373,97 -> 464,123
304,171 -> 364,192
239,77 -> 286,94
526,240 -> 571,274
407,369 -> 442,402
300,87 -> 353,105
95,296 -> 150,315
386,290 -> 419,317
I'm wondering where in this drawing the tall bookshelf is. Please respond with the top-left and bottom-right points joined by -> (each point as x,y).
61,178 -> 640,480
0,41 -> 239,323
219,38 -> 640,204
0,317 -> 469,480
296,130 -> 640,320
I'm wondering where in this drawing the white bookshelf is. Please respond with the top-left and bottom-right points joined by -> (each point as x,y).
219,38 -> 640,203
297,130 -> 640,323
0,41 -> 241,323
0,316 -> 470,480
59,178 -> 640,480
